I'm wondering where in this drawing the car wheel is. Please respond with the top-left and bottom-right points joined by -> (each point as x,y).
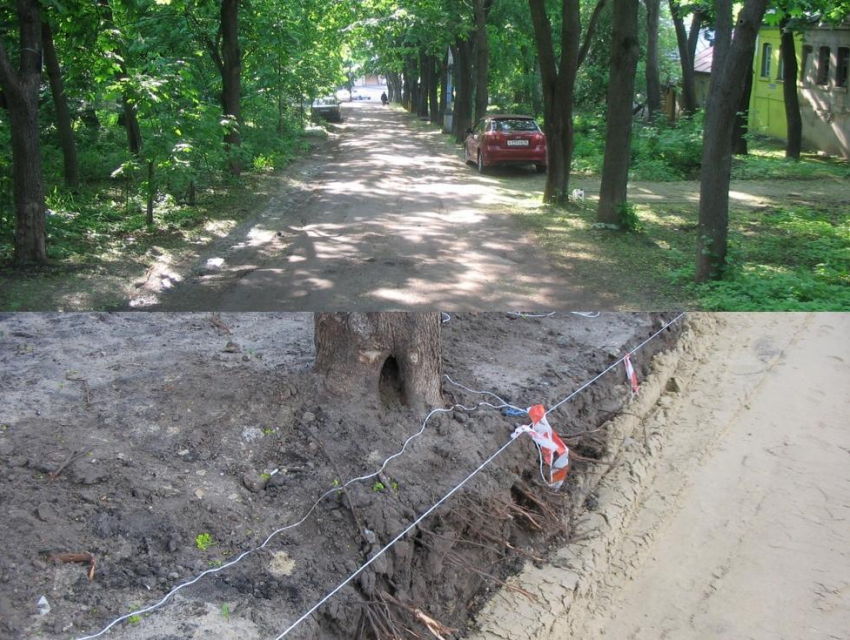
535,163 -> 547,174
477,152 -> 488,174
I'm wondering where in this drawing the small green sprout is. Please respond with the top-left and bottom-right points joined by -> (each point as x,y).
332,479 -> 341,487
372,481 -> 385,493
222,603 -> 231,620
263,427 -> 274,436
391,481 -> 399,492
128,615 -> 141,624
261,472 -> 271,482
195,533 -> 215,551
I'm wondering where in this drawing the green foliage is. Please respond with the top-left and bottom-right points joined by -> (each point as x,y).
672,206 -> 850,310
372,481 -> 385,492
222,603 -> 231,621
617,201 -> 641,232
195,533 -> 215,551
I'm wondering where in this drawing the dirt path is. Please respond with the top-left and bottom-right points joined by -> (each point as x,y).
472,313 -> 850,639
135,103 -> 582,311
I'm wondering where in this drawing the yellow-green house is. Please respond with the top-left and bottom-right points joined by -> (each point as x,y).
750,25 -> 850,159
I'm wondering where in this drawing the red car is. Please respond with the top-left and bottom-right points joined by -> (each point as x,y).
464,115 -> 547,174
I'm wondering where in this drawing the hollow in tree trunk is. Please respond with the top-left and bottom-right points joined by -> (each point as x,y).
314,313 -> 443,412
597,0 -> 639,225
0,0 -> 48,264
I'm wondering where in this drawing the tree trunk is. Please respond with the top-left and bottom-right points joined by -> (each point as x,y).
453,38 -> 474,142
780,17 -> 802,160
430,56 -> 441,123
438,55 -> 448,121
41,20 -> 79,189
473,0 -> 492,121
418,53 -> 430,118
669,0 -> 698,114
732,54 -> 754,155
314,313 -> 443,412
146,160 -> 154,226
0,0 -> 48,264
644,0 -> 661,120
598,0 -> 640,224
529,0 -> 581,204
221,0 -> 241,176
687,10 -> 703,63
696,0 -> 769,283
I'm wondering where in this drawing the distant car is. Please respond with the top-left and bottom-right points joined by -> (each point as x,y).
464,115 -> 547,174
312,97 -> 342,122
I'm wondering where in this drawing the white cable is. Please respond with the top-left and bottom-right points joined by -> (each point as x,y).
570,311 -> 601,318
546,312 -> 686,416
441,312 -> 451,323
75,397 -> 513,640
443,374 -> 524,412
272,438 -> 517,639
506,311 -> 557,318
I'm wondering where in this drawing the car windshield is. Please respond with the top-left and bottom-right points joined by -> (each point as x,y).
492,119 -> 539,132
314,98 -> 337,106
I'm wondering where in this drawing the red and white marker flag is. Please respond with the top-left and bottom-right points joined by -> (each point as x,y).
624,353 -> 639,396
512,404 -> 570,489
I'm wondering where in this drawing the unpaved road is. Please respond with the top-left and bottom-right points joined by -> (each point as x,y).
137,102 -> 582,311
474,313 -> 850,640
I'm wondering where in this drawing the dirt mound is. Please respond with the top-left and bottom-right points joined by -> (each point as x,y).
0,312 -> 681,639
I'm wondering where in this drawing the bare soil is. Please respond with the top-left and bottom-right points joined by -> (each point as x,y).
0,312 -> 681,639
470,313 -> 850,640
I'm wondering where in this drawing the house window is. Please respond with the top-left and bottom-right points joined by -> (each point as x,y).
802,45 -> 813,83
816,46 -> 830,85
838,47 -> 849,88
761,43 -> 772,78
777,50 -> 785,81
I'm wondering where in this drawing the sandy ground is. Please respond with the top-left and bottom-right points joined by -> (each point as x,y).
135,102 -> 582,311
472,313 -> 850,640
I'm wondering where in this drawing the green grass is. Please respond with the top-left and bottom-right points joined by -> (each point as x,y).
518,199 -> 850,311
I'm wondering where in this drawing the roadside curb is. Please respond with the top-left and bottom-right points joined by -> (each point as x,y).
467,313 -> 720,640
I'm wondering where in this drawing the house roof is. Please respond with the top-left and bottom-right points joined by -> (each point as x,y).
694,46 -> 713,74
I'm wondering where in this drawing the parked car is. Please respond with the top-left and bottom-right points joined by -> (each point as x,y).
312,97 -> 342,122
464,115 -> 547,174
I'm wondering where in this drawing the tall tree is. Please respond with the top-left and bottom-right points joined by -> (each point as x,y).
0,0 -> 47,264
669,0 -> 700,114
644,0 -> 662,120
779,15 -> 802,159
695,0 -> 769,282
528,0 -> 609,203
221,0 -> 242,176
314,312 -> 442,412
473,0 -> 493,121
41,19 -> 79,189
597,0 -> 640,225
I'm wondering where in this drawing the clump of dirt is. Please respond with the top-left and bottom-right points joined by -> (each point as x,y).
0,312 -> 681,639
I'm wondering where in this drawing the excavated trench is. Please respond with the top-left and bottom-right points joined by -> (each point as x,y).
0,312 -> 683,640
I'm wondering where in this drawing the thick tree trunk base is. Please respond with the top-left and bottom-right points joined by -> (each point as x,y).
314,313 -> 443,412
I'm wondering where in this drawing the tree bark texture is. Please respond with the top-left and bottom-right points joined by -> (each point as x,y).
473,0 -> 492,121
597,0 -> 640,224
669,0 -> 698,114
732,53 -> 754,155
529,0 -> 581,204
418,53 -> 430,118
644,0 -> 662,120
42,20 -> 79,189
696,0 -> 769,283
0,0 -> 48,264
452,38 -> 474,142
221,0 -> 242,176
780,17 -> 802,160
429,56 -> 441,123
314,313 -> 443,412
